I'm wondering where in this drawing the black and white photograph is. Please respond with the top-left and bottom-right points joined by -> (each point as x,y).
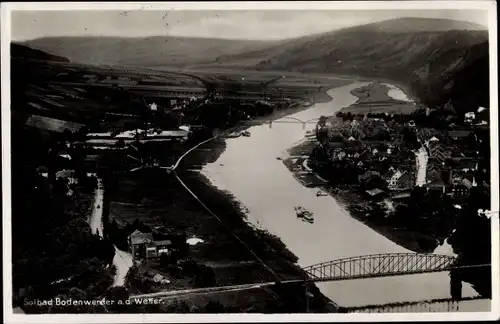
2,1 -> 499,322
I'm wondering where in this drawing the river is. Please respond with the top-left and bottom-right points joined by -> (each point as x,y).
201,81 -> 483,308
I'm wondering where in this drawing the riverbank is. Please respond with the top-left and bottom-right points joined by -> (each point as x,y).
102,81 -> 354,312
277,81 -> 488,306
199,81 -> 484,308
282,138 -> 438,253
283,81 -> 446,253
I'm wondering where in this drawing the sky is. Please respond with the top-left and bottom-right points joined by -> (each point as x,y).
11,9 -> 488,41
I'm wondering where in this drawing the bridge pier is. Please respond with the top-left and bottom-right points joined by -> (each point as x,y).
269,121 -> 272,129
450,270 -> 463,301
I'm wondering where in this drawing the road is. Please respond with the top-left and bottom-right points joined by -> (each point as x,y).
88,178 -> 133,287
89,179 -> 104,237
415,146 -> 429,186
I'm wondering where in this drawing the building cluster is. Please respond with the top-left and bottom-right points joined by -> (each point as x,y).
128,229 -> 186,261
316,116 -> 418,200
419,126 -> 485,201
315,105 -> 489,207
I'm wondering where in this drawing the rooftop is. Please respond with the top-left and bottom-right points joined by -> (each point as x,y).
366,188 -> 385,196
25,115 -> 84,133
153,240 -> 173,246
129,230 -> 154,245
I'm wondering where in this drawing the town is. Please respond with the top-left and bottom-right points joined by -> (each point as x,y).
8,8 -> 495,317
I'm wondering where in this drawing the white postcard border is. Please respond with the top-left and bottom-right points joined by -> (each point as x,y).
2,1 -> 499,323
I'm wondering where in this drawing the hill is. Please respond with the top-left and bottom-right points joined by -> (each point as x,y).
11,43 -> 70,63
21,36 -> 282,67
211,17 -> 489,113
213,18 -> 487,73
409,40 -> 489,113
18,17 -> 490,113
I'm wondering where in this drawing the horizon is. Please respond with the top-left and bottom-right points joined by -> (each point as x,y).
12,10 -> 488,42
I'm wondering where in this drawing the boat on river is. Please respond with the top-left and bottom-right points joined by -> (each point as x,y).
225,132 -> 242,138
242,130 -> 251,137
316,190 -> 328,197
294,206 -> 314,223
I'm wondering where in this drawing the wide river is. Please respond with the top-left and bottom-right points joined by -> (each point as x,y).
201,82 -> 480,307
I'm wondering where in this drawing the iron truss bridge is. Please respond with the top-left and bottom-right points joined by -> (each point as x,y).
303,252 -> 459,282
242,116 -> 321,129
129,253 -> 490,301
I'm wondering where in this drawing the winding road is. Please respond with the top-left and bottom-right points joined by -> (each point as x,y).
88,178 -> 133,287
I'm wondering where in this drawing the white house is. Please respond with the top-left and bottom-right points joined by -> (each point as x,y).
464,112 -> 475,123
388,170 -> 412,189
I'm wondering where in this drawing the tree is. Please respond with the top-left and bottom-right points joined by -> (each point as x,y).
203,300 -> 226,313
194,265 -> 217,288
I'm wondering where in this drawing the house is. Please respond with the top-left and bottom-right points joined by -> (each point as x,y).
128,229 -> 180,260
365,188 -> 386,200
149,240 -> 173,259
456,158 -> 478,172
426,170 -> 446,194
464,112 -> 476,123
144,240 -> 173,259
328,147 -> 346,161
451,178 -> 473,198
428,143 -> 451,163
448,130 -> 473,141
358,171 -> 386,190
55,170 -> 78,185
426,179 -> 446,194
128,230 -> 154,258
25,115 -> 85,133
359,170 -> 381,183
391,191 -> 411,201
427,158 -> 445,172
388,170 -> 413,190
440,168 -> 453,186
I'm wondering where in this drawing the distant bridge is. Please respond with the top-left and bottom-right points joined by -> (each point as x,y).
243,116 -> 321,129
129,253 -> 489,301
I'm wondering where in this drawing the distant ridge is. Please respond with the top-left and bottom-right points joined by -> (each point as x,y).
335,17 -> 486,33
21,36 -> 283,66
16,17 -> 489,113
20,17 -> 485,67
11,43 -> 69,63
